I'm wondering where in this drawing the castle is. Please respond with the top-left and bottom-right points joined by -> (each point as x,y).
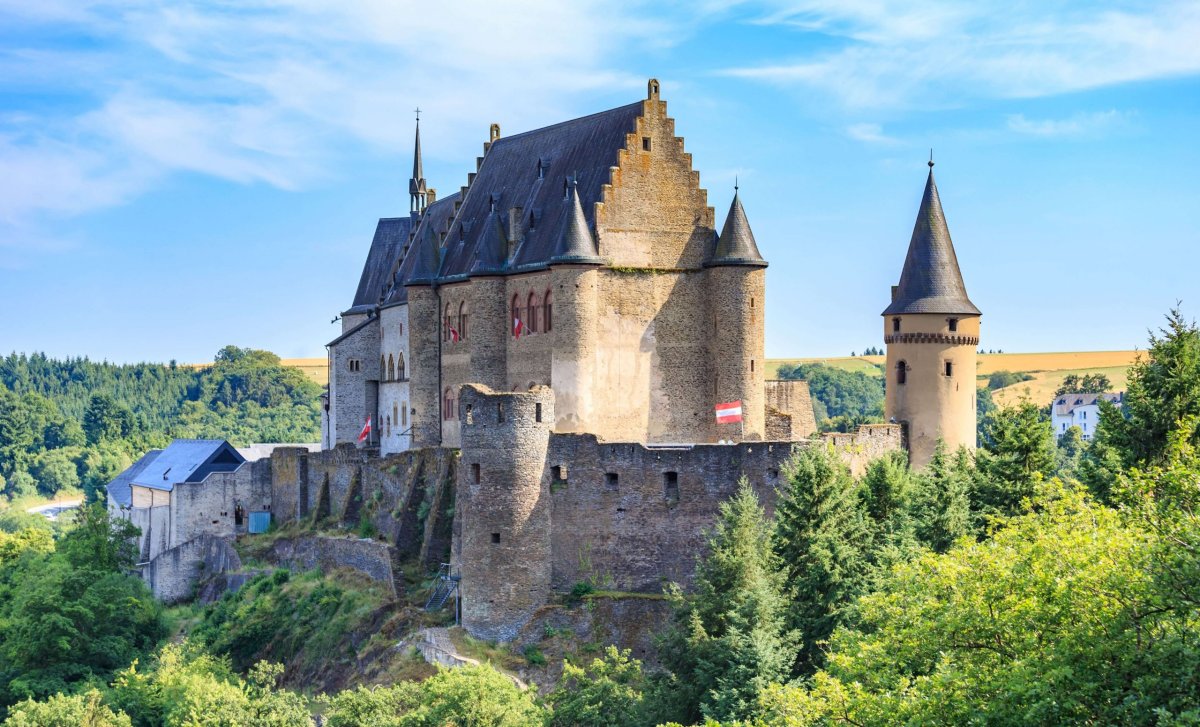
111,80 -> 979,643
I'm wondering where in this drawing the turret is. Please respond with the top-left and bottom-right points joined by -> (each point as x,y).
550,180 -> 603,432
705,188 -> 767,441
409,111 -> 427,215
883,161 -> 981,467
455,384 -> 554,641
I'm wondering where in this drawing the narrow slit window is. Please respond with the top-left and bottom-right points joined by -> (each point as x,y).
944,361 -> 953,377
472,463 -> 480,483
896,360 -> 907,385
497,402 -> 504,423
535,402 -> 543,422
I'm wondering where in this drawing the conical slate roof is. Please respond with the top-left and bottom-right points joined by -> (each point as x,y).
550,182 -> 603,264
707,192 -> 767,267
882,167 -> 980,316
406,221 -> 441,286
471,212 -> 509,275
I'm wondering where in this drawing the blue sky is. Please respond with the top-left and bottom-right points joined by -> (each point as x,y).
2,0 -> 1198,363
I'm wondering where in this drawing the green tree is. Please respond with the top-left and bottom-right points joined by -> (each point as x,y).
774,444 -> 869,675
545,646 -> 648,727
1055,424 -> 1086,478
775,363 -> 885,426
974,401 -> 1056,520
3,690 -> 131,727
31,448 -> 82,497
910,443 -> 973,552
0,389 -> 34,478
659,482 -> 799,723
83,393 -> 135,445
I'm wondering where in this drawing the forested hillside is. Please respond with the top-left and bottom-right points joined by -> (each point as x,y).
0,346 -> 321,502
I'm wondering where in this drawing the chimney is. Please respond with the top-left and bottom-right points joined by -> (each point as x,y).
426,188 -> 437,204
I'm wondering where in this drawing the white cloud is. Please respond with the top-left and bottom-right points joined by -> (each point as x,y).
720,0 -> 1200,108
845,122 -> 898,144
1006,109 -> 1130,138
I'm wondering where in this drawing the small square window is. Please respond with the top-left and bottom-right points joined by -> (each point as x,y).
605,472 -> 619,490
551,465 -> 566,481
642,137 -> 652,152
491,532 -> 500,544
948,318 -> 959,332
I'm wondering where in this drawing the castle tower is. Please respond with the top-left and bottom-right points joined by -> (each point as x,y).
549,180 -> 604,433
409,112 -> 428,215
882,162 -> 981,467
405,224 -> 442,447
705,188 -> 767,441
455,384 -> 554,641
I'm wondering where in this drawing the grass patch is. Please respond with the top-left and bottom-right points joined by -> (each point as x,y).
446,627 -> 527,671
584,590 -> 669,601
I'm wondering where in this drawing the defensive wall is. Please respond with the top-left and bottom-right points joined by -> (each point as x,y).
135,394 -> 897,643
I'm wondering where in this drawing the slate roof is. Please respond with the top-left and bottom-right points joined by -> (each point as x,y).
130,439 -> 245,492
384,192 -> 461,305
882,167 -> 980,316
708,192 -> 766,267
1053,392 -> 1123,416
346,217 -> 414,315
425,101 -> 644,282
105,449 -> 162,507
550,181 -> 603,264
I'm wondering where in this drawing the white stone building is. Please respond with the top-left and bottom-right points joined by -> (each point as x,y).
1051,392 -> 1123,441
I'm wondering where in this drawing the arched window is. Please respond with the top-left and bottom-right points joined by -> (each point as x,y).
543,289 -> 553,332
896,360 -> 907,385
527,292 -> 539,334
397,352 -> 406,381
387,354 -> 394,382
386,414 -> 391,436
444,304 -> 452,342
511,295 -> 521,338
380,355 -> 386,379
393,403 -> 398,433
458,301 -> 469,341
401,402 -> 408,427
443,387 -> 454,421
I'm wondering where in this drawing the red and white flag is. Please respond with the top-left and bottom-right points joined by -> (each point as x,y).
357,415 -> 372,443
448,323 -> 461,342
513,317 -> 526,339
715,401 -> 743,424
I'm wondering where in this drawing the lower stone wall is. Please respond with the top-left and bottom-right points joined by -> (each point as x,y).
764,380 -> 818,440
265,535 -> 400,596
142,535 -> 242,604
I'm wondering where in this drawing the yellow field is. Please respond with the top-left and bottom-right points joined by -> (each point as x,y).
990,365 -> 1131,406
972,350 -> 1140,376
188,357 -> 327,386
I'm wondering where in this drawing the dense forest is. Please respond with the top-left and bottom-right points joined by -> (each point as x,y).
0,346 -> 322,502
2,310 -> 1199,725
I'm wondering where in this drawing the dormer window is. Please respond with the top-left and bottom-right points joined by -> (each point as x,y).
537,159 -> 546,180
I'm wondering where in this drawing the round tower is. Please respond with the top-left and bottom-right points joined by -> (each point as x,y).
456,384 -> 554,641
548,180 -> 603,433
883,162 -> 981,467
705,189 -> 767,441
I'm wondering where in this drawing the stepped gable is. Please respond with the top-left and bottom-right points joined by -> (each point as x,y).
707,191 -> 766,267
384,192 -> 460,306
346,217 -> 414,315
883,167 -> 980,316
437,101 -> 643,280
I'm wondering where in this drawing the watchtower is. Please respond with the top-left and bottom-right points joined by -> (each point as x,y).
883,162 -> 981,467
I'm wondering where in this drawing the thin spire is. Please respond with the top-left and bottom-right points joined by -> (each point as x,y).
409,109 -> 427,215
881,162 -> 980,316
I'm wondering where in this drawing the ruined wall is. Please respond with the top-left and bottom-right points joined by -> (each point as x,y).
764,380 -> 818,441
265,535 -> 399,596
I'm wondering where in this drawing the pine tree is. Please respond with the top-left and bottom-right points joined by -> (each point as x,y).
911,442 -> 974,551
774,443 -> 870,676
658,481 -> 799,724
974,401 -> 1056,520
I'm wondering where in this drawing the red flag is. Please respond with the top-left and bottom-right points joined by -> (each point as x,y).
448,323 -> 460,342
357,415 -> 372,443
513,317 -> 525,339
715,401 -> 743,424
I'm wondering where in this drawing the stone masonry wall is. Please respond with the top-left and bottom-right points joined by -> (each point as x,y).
143,534 -> 242,604
265,535 -> 399,597
764,380 -> 818,440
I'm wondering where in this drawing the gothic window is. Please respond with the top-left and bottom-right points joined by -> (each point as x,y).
381,355 -> 386,379
444,304 -> 452,342
511,295 -> 521,338
543,289 -> 553,332
386,414 -> 391,436
401,402 -> 408,427
527,292 -> 539,333
387,354 -> 395,381
347,358 -> 361,373
896,360 -> 907,385
397,352 -> 406,380
393,402 -> 399,431
459,301 -> 469,340
443,388 -> 454,421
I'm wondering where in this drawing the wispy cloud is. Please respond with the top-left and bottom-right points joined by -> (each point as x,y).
1006,109 -> 1132,138
720,1 -> 1200,109
0,0 -> 670,234
845,122 -> 899,144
